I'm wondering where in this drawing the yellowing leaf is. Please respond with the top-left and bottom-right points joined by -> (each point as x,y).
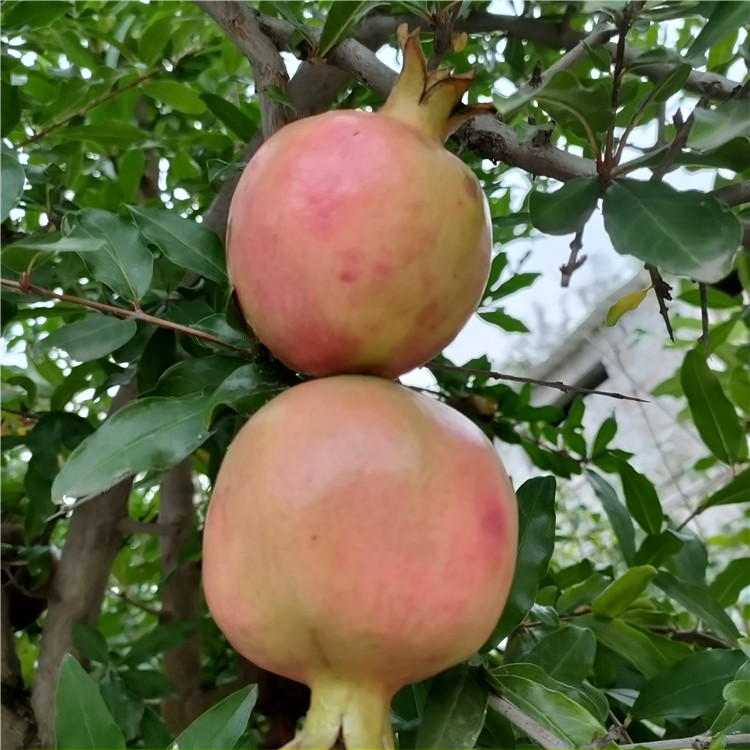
452,31 -> 468,53
606,287 -> 650,326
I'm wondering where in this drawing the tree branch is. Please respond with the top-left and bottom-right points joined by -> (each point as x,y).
427,362 -> 647,402
488,695 -> 570,750
560,227 -> 587,287
711,180 -> 750,208
457,12 -> 744,102
646,264 -> 675,342
619,733 -> 750,749
0,278 -> 255,358
31,385 -> 136,747
195,1 -> 292,139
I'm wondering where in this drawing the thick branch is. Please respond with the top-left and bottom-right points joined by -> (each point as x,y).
159,460 -> 204,734
711,180 -> 750,208
619,734 -> 750,750
31,385 -> 136,747
195,1 -> 291,138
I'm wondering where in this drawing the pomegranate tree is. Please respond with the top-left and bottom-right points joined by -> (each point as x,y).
226,26 -> 493,378
203,376 -> 518,749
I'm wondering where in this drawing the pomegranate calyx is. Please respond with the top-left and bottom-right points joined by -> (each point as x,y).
380,24 -> 496,143
299,673 -> 394,749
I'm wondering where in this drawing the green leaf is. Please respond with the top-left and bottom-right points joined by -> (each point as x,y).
149,355 -> 246,398
69,209 -> 153,302
138,13 -> 173,65
698,468 -> 750,511
174,685 -> 258,750
577,615 -> 691,678
41,315 -> 137,362
54,655 -> 126,750
557,573 -> 610,614
127,206 -> 227,286
2,0 -> 73,32
1,147 -> 25,222
631,649 -> 746,720
201,93 -> 257,141
478,309 -> 530,333
477,705 -> 516,750
723,681 -> 750,709
72,622 -> 110,664
633,529 -> 684,567
686,2 -> 750,59
605,287 -> 650,326
119,668 -> 178,699
56,122 -> 144,149
124,619 -> 203,666
0,81 -> 20,136
592,566 -> 657,619
1,235 -> 106,274
615,460 -> 663,535
489,272 -> 540,300
203,364 -> 287,426
710,558 -> 750,608
262,84 -> 296,112
52,394 -> 212,502
602,179 -> 742,283
681,349 -> 744,465
654,571 -> 740,645
585,470 -> 636,564
483,476 -> 556,648
486,667 -> 605,747
142,80 -> 206,115
99,670 -> 144,743
529,178 -> 600,235
140,706 -> 173,749
591,417 -> 617,458
415,664 -> 488,749
521,625 -> 597,685
317,1 -> 373,58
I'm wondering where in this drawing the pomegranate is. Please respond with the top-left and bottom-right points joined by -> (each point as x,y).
226,26 -> 493,378
203,375 -> 518,749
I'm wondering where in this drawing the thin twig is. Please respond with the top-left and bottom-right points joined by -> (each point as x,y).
487,695 -> 570,750
112,589 -> 161,618
427,362 -> 647,402
646,264 -> 674,342
560,227 -> 587,287
0,278 -> 255,357
650,100 -> 706,182
426,1 -> 462,71
698,283 -> 710,354
619,733 -> 750,749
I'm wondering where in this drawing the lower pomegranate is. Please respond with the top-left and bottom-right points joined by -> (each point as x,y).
202,375 -> 518,749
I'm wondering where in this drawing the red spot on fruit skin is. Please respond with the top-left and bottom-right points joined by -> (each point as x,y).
340,271 -> 356,283
463,174 -> 476,198
374,261 -> 392,278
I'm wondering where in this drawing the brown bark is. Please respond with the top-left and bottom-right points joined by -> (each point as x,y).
158,459 -> 204,733
31,384 -> 137,748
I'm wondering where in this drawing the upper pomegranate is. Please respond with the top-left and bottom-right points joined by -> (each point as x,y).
226,25 -> 493,378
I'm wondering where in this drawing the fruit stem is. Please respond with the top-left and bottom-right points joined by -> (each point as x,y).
380,24 -> 495,143
299,672 -> 395,749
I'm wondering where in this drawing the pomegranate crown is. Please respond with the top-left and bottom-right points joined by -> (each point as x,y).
380,24 -> 495,143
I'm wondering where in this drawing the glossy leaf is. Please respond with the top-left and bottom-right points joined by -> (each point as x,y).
415,664 -> 488,749
686,2 -> 750,59
142,80 -> 206,115
655,571 -> 740,645
203,364 -> 288,426
201,93 -> 257,141
521,625 -> 597,685
317,1 -> 372,57
52,394 -> 212,501
615,459 -> 663,534
557,572 -> 610,614
69,208 -> 153,302
681,349 -> 744,465
632,649 -> 746,720
698,468 -> 750,511
478,308 -> 530,333
710,558 -> 750,608
577,615 -> 691,678
585,469 -> 635,564
723,680 -> 750,709
124,619 -> 204,666
41,315 -> 137,362
482,476 -> 557,648
148,355 -> 246,398
605,287 -> 650,326
174,685 -> 258,750
54,655 -> 126,750
529,178 -> 600,235
99,670 -> 144,743
72,622 -> 110,664
1,147 -> 25,222
602,179 -> 742,283
127,205 -> 227,285
486,666 -> 606,747
591,566 -> 657,618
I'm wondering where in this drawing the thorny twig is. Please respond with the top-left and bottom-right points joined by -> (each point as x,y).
698,283 -> 710,353
426,1 -> 463,71
645,264 -> 675,342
